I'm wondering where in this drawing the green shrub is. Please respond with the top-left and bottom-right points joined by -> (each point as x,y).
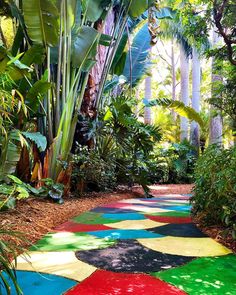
72,145 -> 117,194
153,141 -> 197,184
192,145 -> 236,238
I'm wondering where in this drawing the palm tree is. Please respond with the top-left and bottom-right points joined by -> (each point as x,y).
190,47 -> 201,151
144,74 -> 153,124
209,29 -> 223,145
180,43 -> 190,141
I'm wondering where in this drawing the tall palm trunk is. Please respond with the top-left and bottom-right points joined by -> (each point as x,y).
180,44 -> 189,141
171,39 -> 177,120
144,75 -> 152,124
171,39 -> 176,102
190,47 -> 201,152
209,29 -> 223,146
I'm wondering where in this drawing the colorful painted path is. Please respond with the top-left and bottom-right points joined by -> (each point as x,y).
3,191 -> 236,294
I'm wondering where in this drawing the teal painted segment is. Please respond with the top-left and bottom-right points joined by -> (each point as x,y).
1,270 -> 77,295
30,232 -> 116,251
152,254 -> 236,295
103,213 -> 146,220
72,212 -> 122,224
88,229 -> 163,239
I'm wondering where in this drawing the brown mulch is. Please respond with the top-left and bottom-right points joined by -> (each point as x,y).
1,183 -> 236,254
0,190 -> 137,249
192,215 -> 236,253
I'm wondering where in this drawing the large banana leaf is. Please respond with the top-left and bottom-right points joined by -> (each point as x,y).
0,139 -> 21,180
22,0 -> 59,47
123,22 -> 151,86
22,132 -> 47,152
143,98 -> 205,128
127,0 -> 153,18
21,44 -> 46,66
82,0 -> 111,22
72,26 -> 99,71
111,32 -> 128,75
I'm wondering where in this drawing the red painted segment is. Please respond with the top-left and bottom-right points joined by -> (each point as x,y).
146,215 -> 192,224
64,270 -> 187,295
54,221 -> 113,233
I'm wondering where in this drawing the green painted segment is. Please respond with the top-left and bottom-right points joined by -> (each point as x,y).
152,254 -> 236,295
30,232 -> 116,251
149,211 -> 190,217
72,212 -> 121,224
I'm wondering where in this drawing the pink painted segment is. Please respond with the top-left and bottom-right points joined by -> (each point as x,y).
64,270 -> 187,295
146,215 -> 192,224
101,203 -> 133,208
54,221 -> 113,233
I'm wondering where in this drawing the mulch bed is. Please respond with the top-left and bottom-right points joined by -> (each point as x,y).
192,215 -> 236,253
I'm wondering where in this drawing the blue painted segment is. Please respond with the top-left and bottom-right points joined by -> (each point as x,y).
91,207 -> 140,214
88,229 -> 163,240
1,270 -> 77,295
103,213 -> 146,220
162,205 -> 191,211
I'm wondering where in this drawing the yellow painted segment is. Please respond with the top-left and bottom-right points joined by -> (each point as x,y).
16,251 -> 97,281
105,219 -> 167,229
138,237 -> 232,257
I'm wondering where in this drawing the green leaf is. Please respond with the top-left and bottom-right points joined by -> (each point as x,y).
127,0 -> 150,18
26,74 -> 52,112
0,196 -> 16,211
82,0 -> 110,22
0,184 -> 14,195
72,26 -> 99,71
99,33 -> 112,47
111,33 -> 128,74
123,23 -> 151,86
16,186 -> 29,200
7,175 -> 23,185
21,44 -> 46,66
22,0 -> 59,46
21,132 -> 47,152
143,98 -> 205,128
0,141 -> 21,179
155,7 -> 174,19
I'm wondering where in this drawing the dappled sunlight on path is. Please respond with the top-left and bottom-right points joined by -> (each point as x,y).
3,186 -> 236,294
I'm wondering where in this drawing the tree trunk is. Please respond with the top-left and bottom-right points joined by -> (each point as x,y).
180,44 -> 189,141
209,29 -> 223,146
190,47 -> 201,152
171,39 -> 176,102
171,39 -> 177,120
81,10 -> 115,117
144,75 -> 152,124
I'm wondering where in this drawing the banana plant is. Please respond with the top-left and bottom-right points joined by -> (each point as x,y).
1,0 -> 154,182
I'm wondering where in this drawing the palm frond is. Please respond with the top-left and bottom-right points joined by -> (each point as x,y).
143,98 -> 205,128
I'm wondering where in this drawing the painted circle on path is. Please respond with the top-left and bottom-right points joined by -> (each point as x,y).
64,270 -> 187,295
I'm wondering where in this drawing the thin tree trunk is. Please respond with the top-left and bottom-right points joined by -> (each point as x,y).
171,40 -> 176,102
180,44 -> 189,141
171,39 -> 177,120
144,75 -> 152,124
190,47 -> 201,152
209,29 -> 223,146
